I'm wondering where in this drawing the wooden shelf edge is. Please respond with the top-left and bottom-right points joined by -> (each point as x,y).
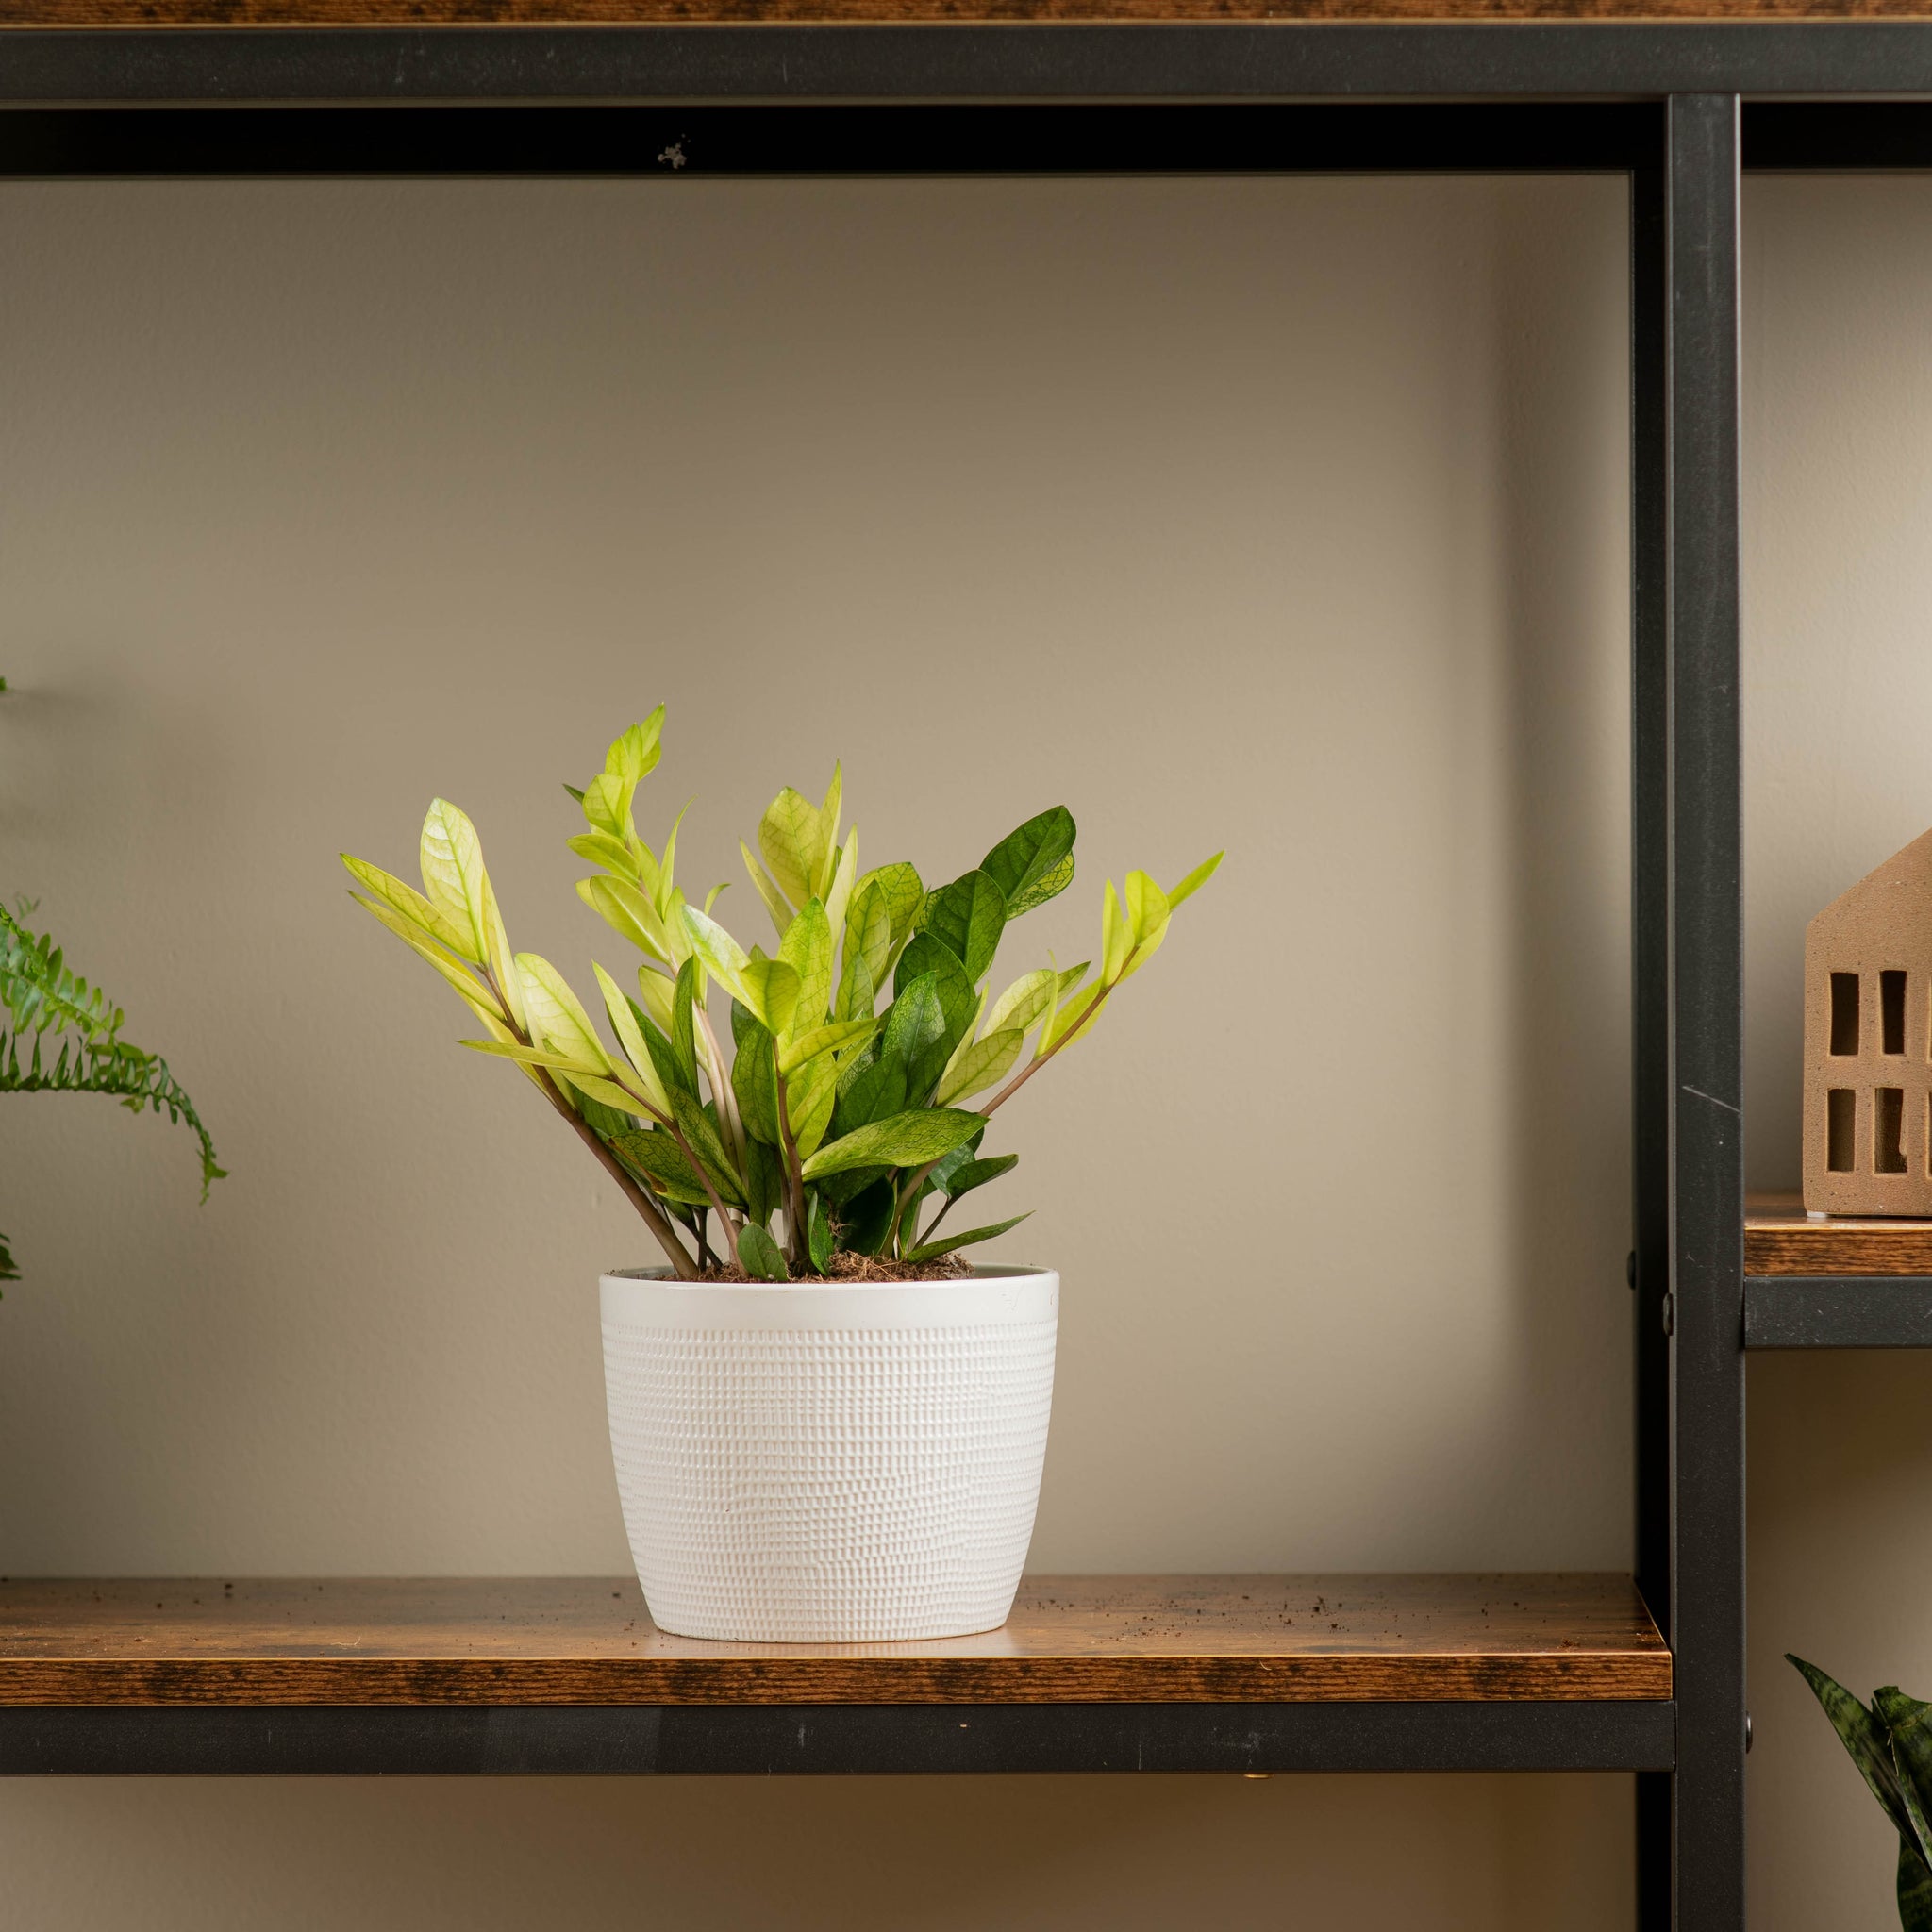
0,1573 -> 1671,1708
1747,1190 -> 1932,1277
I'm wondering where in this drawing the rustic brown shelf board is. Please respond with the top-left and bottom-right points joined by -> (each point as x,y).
1746,1189 -> 1932,1277
8,0 -> 1932,23
0,1574 -> 1669,1707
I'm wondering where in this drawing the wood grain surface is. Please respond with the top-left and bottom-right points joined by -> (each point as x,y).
1747,1190 -> 1932,1276
7,0 -> 1932,24
0,1574 -> 1670,1706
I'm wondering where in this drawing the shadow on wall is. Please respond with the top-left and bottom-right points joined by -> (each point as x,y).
0,1773 -> 1631,1932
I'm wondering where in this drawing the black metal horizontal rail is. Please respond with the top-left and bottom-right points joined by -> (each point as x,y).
7,24 -> 1932,109
1745,1275 -> 1932,1350
0,101 -> 1662,177
0,1698 -> 1678,1776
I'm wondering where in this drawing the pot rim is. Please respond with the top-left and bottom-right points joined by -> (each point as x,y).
603,1262 -> 1054,1291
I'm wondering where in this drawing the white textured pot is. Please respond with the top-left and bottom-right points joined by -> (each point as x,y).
600,1266 -> 1058,1643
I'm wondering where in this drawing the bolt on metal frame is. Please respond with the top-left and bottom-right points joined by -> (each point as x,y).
22,30 -> 1932,1924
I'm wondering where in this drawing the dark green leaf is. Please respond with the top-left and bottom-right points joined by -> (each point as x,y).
731,1016 -> 781,1145
1878,1688 -> 1932,1814
610,1128 -> 712,1206
743,1137 -> 785,1227
800,1107 -> 985,1182
813,1161 -> 891,1208
1790,1657 -> 1925,1853
920,870 -> 1008,982
942,1152 -> 1018,1200
980,807 -> 1076,918
626,994 -> 691,1106
844,973 -> 948,1128
572,1090 -> 638,1139
839,1177 -> 899,1257
926,1129 -> 990,1197
1903,1838 -> 1932,1932
906,1211 -> 1033,1265
668,1088 -> 746,1208
738,1224 -> 790,1281
808,1193 -> 835,1274
891,940 -> 977,1098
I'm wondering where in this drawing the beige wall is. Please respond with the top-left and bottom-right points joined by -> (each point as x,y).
0,162 -> 1742,1925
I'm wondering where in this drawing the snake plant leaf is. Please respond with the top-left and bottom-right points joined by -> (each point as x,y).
758,786 -> 828,913
935,1026 -> 1024,1107
609,1127 -> 712,1206
742,1136 -> 786,1226
808,1191 -> 836,1274
1881,1688 -> 1932,1802
418,799 -> 493,962
738,1223 -> 790,1282
1167,849 -> 1224,910
731,1015 -> 781,1145
667,1088 -> 747,1208
341,855 -> 478,960
516,954 -> 611,1072
784,1046 -> 842,1160
940,1152 -> 1019,1201
921,870 -> 1008,983
741,839 -> 794,941
779,1017 -> 879,1079
1790,1657 -> 1927,1856
670,958 -> 702,1097
1120,871 -> 1172,979
604,708 -> 665,782
350,892 -> 505,1024
800,1107 -> 986,1182
854,862 -> 924,946
778,899 -> 835,1036
906,1211 -> 1032,1266
980,807 -> 1077,918
568,830 -> 641,883
1902,1839 -> 1932,1932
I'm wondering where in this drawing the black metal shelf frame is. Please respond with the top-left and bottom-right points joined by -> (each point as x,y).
14,37 -> 1932,1924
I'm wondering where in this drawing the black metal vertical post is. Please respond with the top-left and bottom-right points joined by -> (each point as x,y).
1630,131 -> 1674,1932
1666,92 -> 1746,1932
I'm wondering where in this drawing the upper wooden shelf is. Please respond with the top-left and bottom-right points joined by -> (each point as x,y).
3,0 -> 1926,24
0,1573 -> 1670,1707
1746,1190 -> 1932,1277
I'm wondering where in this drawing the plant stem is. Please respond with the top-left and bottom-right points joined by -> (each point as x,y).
541,1076 -> 701,1279
978,984 -> 1111,1119
666,1121 -> 741,1270
692,1004 -> 748,1173
774,1066 -> 808,1271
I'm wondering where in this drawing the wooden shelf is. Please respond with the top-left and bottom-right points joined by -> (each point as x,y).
1743,1193 -> 1932,1347
7,0 -> 1929,25
1747,1190 -> 1932,1277
0,1574 -> 1669,1707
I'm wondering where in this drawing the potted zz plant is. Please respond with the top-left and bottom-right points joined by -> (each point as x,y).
344,708 -> 1218,1642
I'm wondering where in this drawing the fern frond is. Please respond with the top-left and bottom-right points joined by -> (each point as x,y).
1,902 -> 225,1279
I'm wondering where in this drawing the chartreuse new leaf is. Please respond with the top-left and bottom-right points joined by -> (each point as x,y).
350,706 -> 1220,1281
800,1108 -> 985,1182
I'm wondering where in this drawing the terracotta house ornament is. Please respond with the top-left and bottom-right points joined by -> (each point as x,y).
1804,826 -> 1932,1215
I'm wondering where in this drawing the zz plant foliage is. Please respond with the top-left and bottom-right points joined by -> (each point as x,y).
1791,1655 -> 1932,1928
0,900 -> 224,1282
343,708 -> 1219,1282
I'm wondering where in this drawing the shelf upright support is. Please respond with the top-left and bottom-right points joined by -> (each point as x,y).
1630,119 -> 1673,1932
1664,91 -> 1746,1932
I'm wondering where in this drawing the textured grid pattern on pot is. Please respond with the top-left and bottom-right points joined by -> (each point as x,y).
603,1317 -> 1057,1642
